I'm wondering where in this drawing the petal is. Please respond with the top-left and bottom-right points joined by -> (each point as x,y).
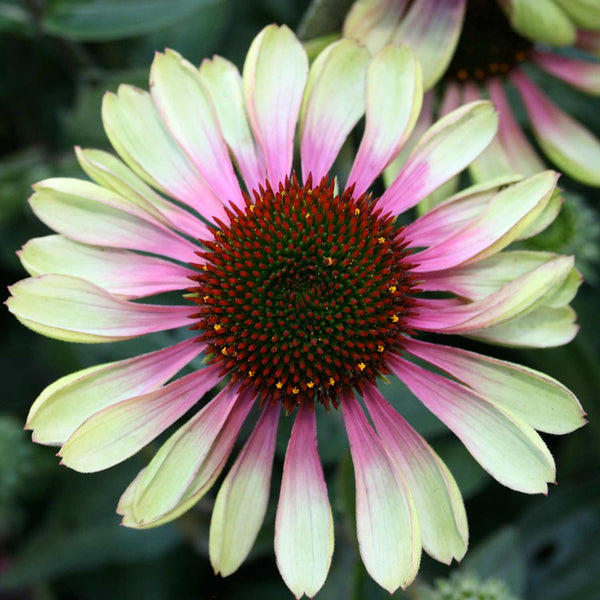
532,50 -> 600,95
342,0 -> 410,54
26,338 -> 204,446
390,356 -> 556,494
362,384 -> 468,564
198,56 -> 266,192
150,50 -> 243,206
7,275 -> 193,343
19,235 -> 194,300
410,171 -> 557,272
486,78 -> 545,176
500,0 -> 576,46
403,338 -> 586,435
468,305 -> 579,348
380,101 -> 498,216
390,0 -> 466,88
210,403 -> 280,576
300,39 -> 370,183
126,386 -> 251,527
275,404 -> 333,599
29,178 -> 197,263
577,28 -> 600,54
552,0 -> 600,31
243,25 -> 308,184
512,68 -> 600,187
59,366 -> 222,472
102,85 -> 226,222
75,147 -> 208,239
409,255 -> 577,333
346,45 -> 423,197
341,391 -> 421,593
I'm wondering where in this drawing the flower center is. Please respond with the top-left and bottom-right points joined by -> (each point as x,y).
189,175 -> 418,411
446,0 -> 533,82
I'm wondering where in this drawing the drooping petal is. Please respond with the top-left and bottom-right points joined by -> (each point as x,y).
409,255 -> 577,333
126,386 -> 251,527
468,305 -> 579,348
532,50 -> 600,95
512,68 -> 600,187
59,365 -> 222,472
380,101 -> 498,216
210,403 -> 280,577
7,275 -> 193,343
150,50 -> 243,206
26,338 -> 204,446
342,0 -> 410,54
29,178 -> 197,263
341,391 -> 421,593
410,171 -> 557,272
390,356 -> 556,494
19,235 -> 194,300
121,389 -> 254,529
500,0 -> 576,46
198,56 -> 266,192
300,39 -> 370,183
275,404 -> 333,599
102,85 -> 226,222
362,384 -> 468,564
346,45 -> 423,197
75,147 -> 208,239
403,338 -> 585,434
390,0 -> 466,89
243,25 -> 308,184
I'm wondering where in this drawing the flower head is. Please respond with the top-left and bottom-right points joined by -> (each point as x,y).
6,25 -> 585,598
344,0 -> 600,186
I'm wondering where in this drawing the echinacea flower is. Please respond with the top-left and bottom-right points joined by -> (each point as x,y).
6,25 -> 586,598
344,0 -> 600,187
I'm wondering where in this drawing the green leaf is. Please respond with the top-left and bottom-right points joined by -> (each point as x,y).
42,0 -> 224,41
0,2 -> 32,34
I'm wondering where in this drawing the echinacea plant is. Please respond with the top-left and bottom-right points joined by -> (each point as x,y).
344,0 -> 600,187
7,25 -> 585,598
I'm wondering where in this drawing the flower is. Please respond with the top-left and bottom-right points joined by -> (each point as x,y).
344,0 -> 600,187
6,24 -> 586,598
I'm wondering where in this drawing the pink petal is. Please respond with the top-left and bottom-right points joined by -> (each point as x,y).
532,50 -> 600,95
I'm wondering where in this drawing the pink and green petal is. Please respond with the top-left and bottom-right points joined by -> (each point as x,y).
19,235 -> 194,300
553,0 -> 600,31
469,305 -> 579,348
59,365 -> 222,472
362,384 -> 468,564
210,403 -> 280,577
380,101 -> 498,216
390,356 -> 556,494
342,0 -> 410,54
126,386 -> 250,527
26,338 -> 204,446
577,28 -> 600,54
341,391 -> 421,593
29,178 -> 197,263
102,85 -> 227,222
500,0 -> 576,46
512,69 -> 600,187
6,275 -> 193,343
150,50 -> 243,206
121,389 -> 254,529
198,56 -> 267,192
76,147 -> 208,239
346,45 -> 423,198
403,338 -> 586,435
243,25 -> 308,184
410,171 -> 557,272
300,39 -> 370,184
390,0 -> 466,89
532,50 -> 600,95
275,404 -> 333,600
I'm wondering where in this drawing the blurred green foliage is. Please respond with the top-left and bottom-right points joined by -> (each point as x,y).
0,0 -> 599,599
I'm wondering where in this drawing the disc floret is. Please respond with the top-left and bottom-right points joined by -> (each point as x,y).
189,174 -> 418,411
